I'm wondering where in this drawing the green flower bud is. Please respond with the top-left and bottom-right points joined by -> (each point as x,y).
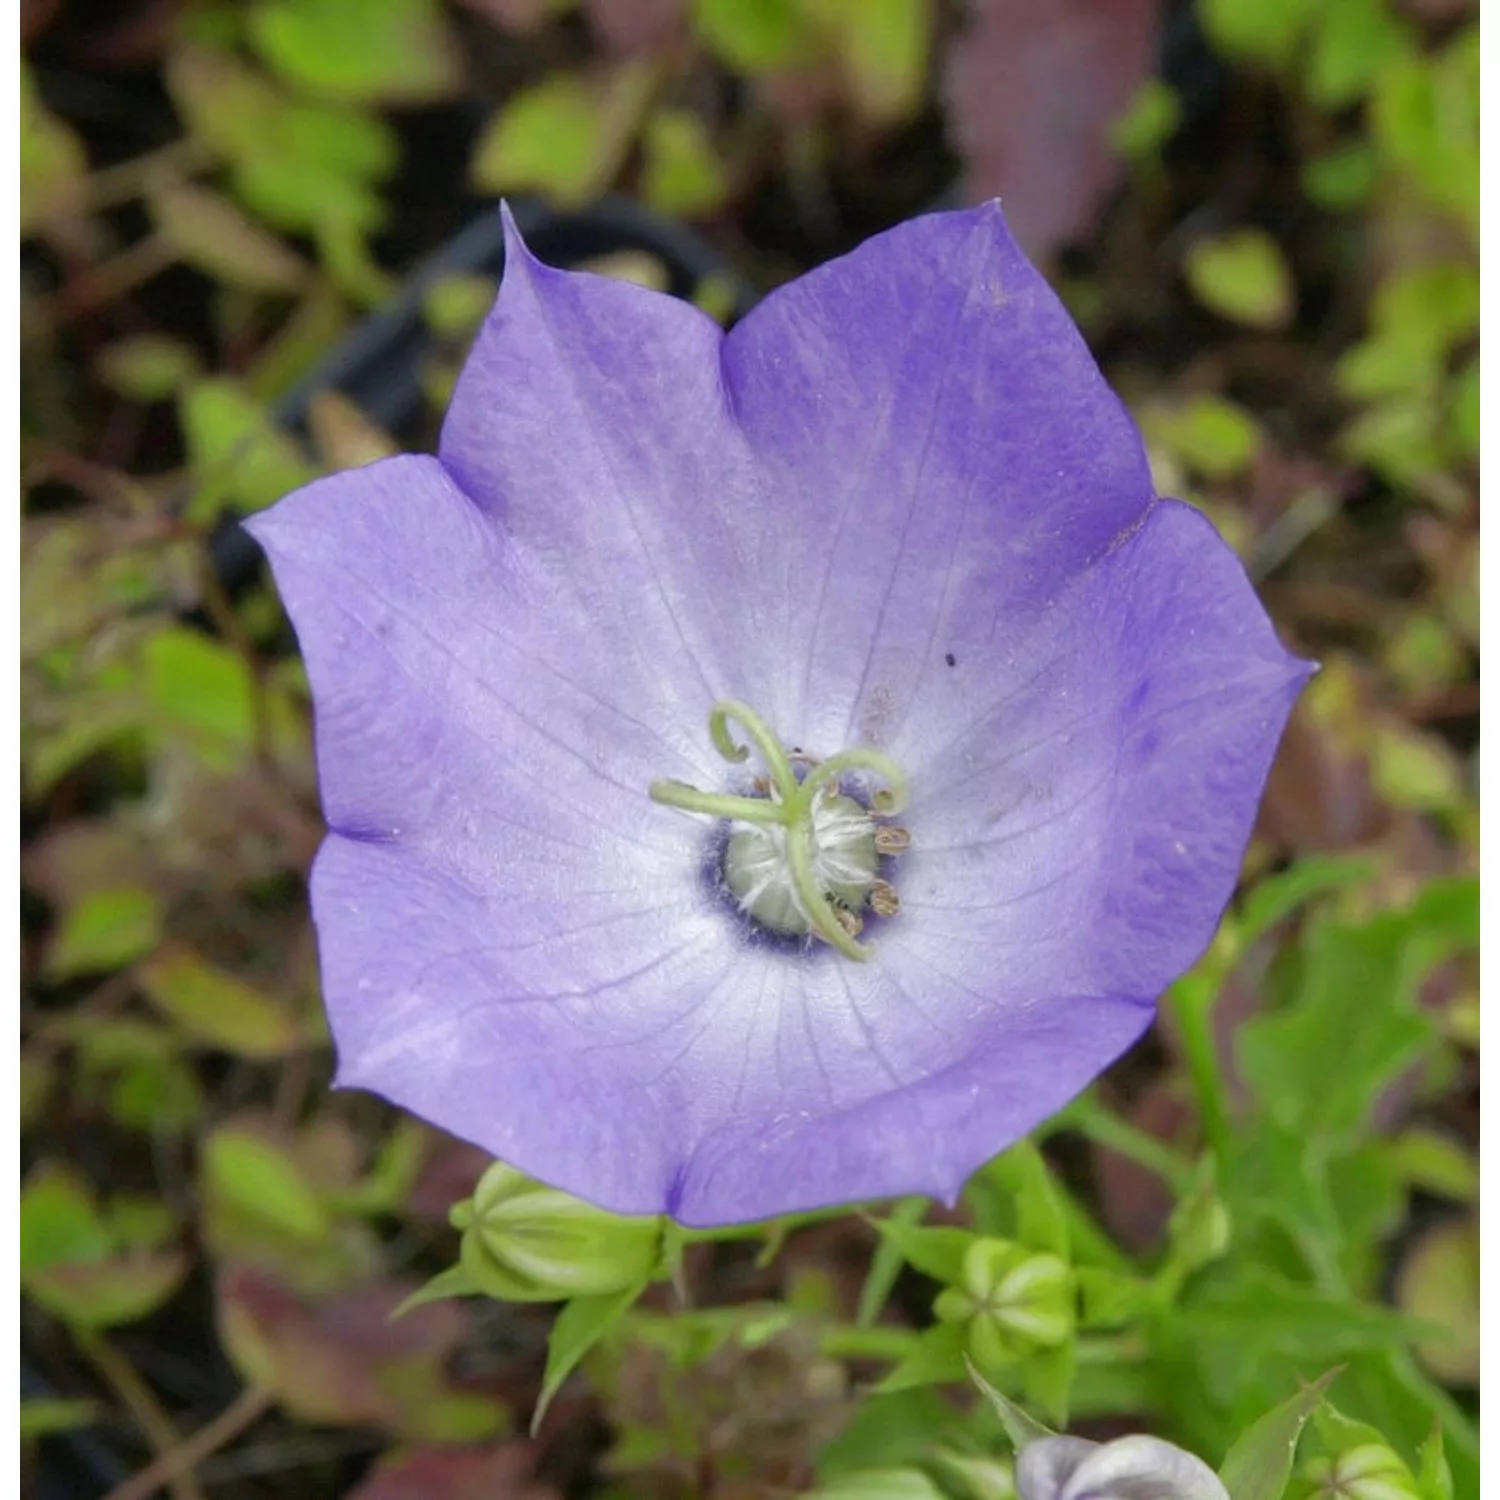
936,1238 -> 1074,1372
451,1161 -> 663,1302
1300,1445 -> 1421,1500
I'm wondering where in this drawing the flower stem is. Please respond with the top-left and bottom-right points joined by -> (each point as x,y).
75,1331 -> 203,1500
1056,1094 -> 1196,1195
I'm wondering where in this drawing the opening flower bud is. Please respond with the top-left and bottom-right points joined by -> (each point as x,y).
934,1238 -> 1075,1375
452,1161 -> 663,1303
1299,1444 -> 1422,1500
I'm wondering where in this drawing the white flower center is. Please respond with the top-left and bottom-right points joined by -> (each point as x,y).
649,700 -> 909,959
724,791 -> 879,936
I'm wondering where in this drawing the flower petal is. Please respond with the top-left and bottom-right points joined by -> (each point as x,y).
439,207 -> 793,725
246,454 -> 719,850
1015,1437 -> 1101,1500
717,200 -> 1157,750
250,208 -> 1309,1224
892,499 -> 1311,1003
1057,1435 -> 1230,1500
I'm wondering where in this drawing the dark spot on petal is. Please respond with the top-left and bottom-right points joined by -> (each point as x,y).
945,653 -> 957,668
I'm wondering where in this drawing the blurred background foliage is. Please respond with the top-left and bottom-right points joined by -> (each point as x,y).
20,0 -> 1477,1497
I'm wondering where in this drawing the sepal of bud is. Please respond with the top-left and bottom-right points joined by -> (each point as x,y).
1285,1401 -> 1425,1500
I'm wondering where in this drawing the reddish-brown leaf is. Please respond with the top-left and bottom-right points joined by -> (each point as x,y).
344,1443 -> 557,1500
944,0 -> 1164,259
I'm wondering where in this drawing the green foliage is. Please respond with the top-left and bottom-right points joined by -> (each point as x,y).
1143,395 -> 1262,481
43,887 -> 162,979
203,1123 -> 333,1245
20,1398 -> 103,1440
149,180 -> 309,293
179,377 -> 319,521
1112,79 -> 1183,162
1197,0 -> 1309,70
20,1166 -> 186,1329
535,1282 -> 650,1432
1183,230 -> 1296,330
1334,263 -> 1477,490
20,62 -> 86,231
642,108 -> 730,218
1304,0 -> 1412,109
248,0 -> 460,104
1218,1370 -> 1341,1500
1369,29 -> 1479,232
694,0 -> 808,72
138,944 -> 305,1057
94,335 -> 203,401
813,0 -> 931,123
472,66 -> 655,208
167,44 -> 398,238
1393,1218 -> 1479,1389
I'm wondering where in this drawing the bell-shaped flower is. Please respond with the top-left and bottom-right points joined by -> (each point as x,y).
249,203 -> 1309,1226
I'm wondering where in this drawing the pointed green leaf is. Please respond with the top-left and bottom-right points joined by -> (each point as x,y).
868,1219 -> 972,1287
532,1281 -> 646,1433
1415,1424 -> 1452,1500
25,1254 -> 188,1329
1234,856 -> 1373,949
1021,1337 -> 1075,1429
858,1198 -> 929,1326
1218,1368 -> 1341,1500
964,1356 -> 1056,1449
249,0 -> 460,105
44,887 -> 162,979
694,0 -> 808,72
875,1322 -> 968,1395
20,1166 -> 113,1273
391,1262 -> 480,1320
641,107 -> 728,218
1184,229 -> 1296,330
95,336 -> 202,402
21,62 -> 86,230
138,945 -> 302,1058
970,1140 -> 1069,1258
201,1124 -> 330,1244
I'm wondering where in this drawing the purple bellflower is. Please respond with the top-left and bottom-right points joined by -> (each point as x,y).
249,204 -> 1309,1227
